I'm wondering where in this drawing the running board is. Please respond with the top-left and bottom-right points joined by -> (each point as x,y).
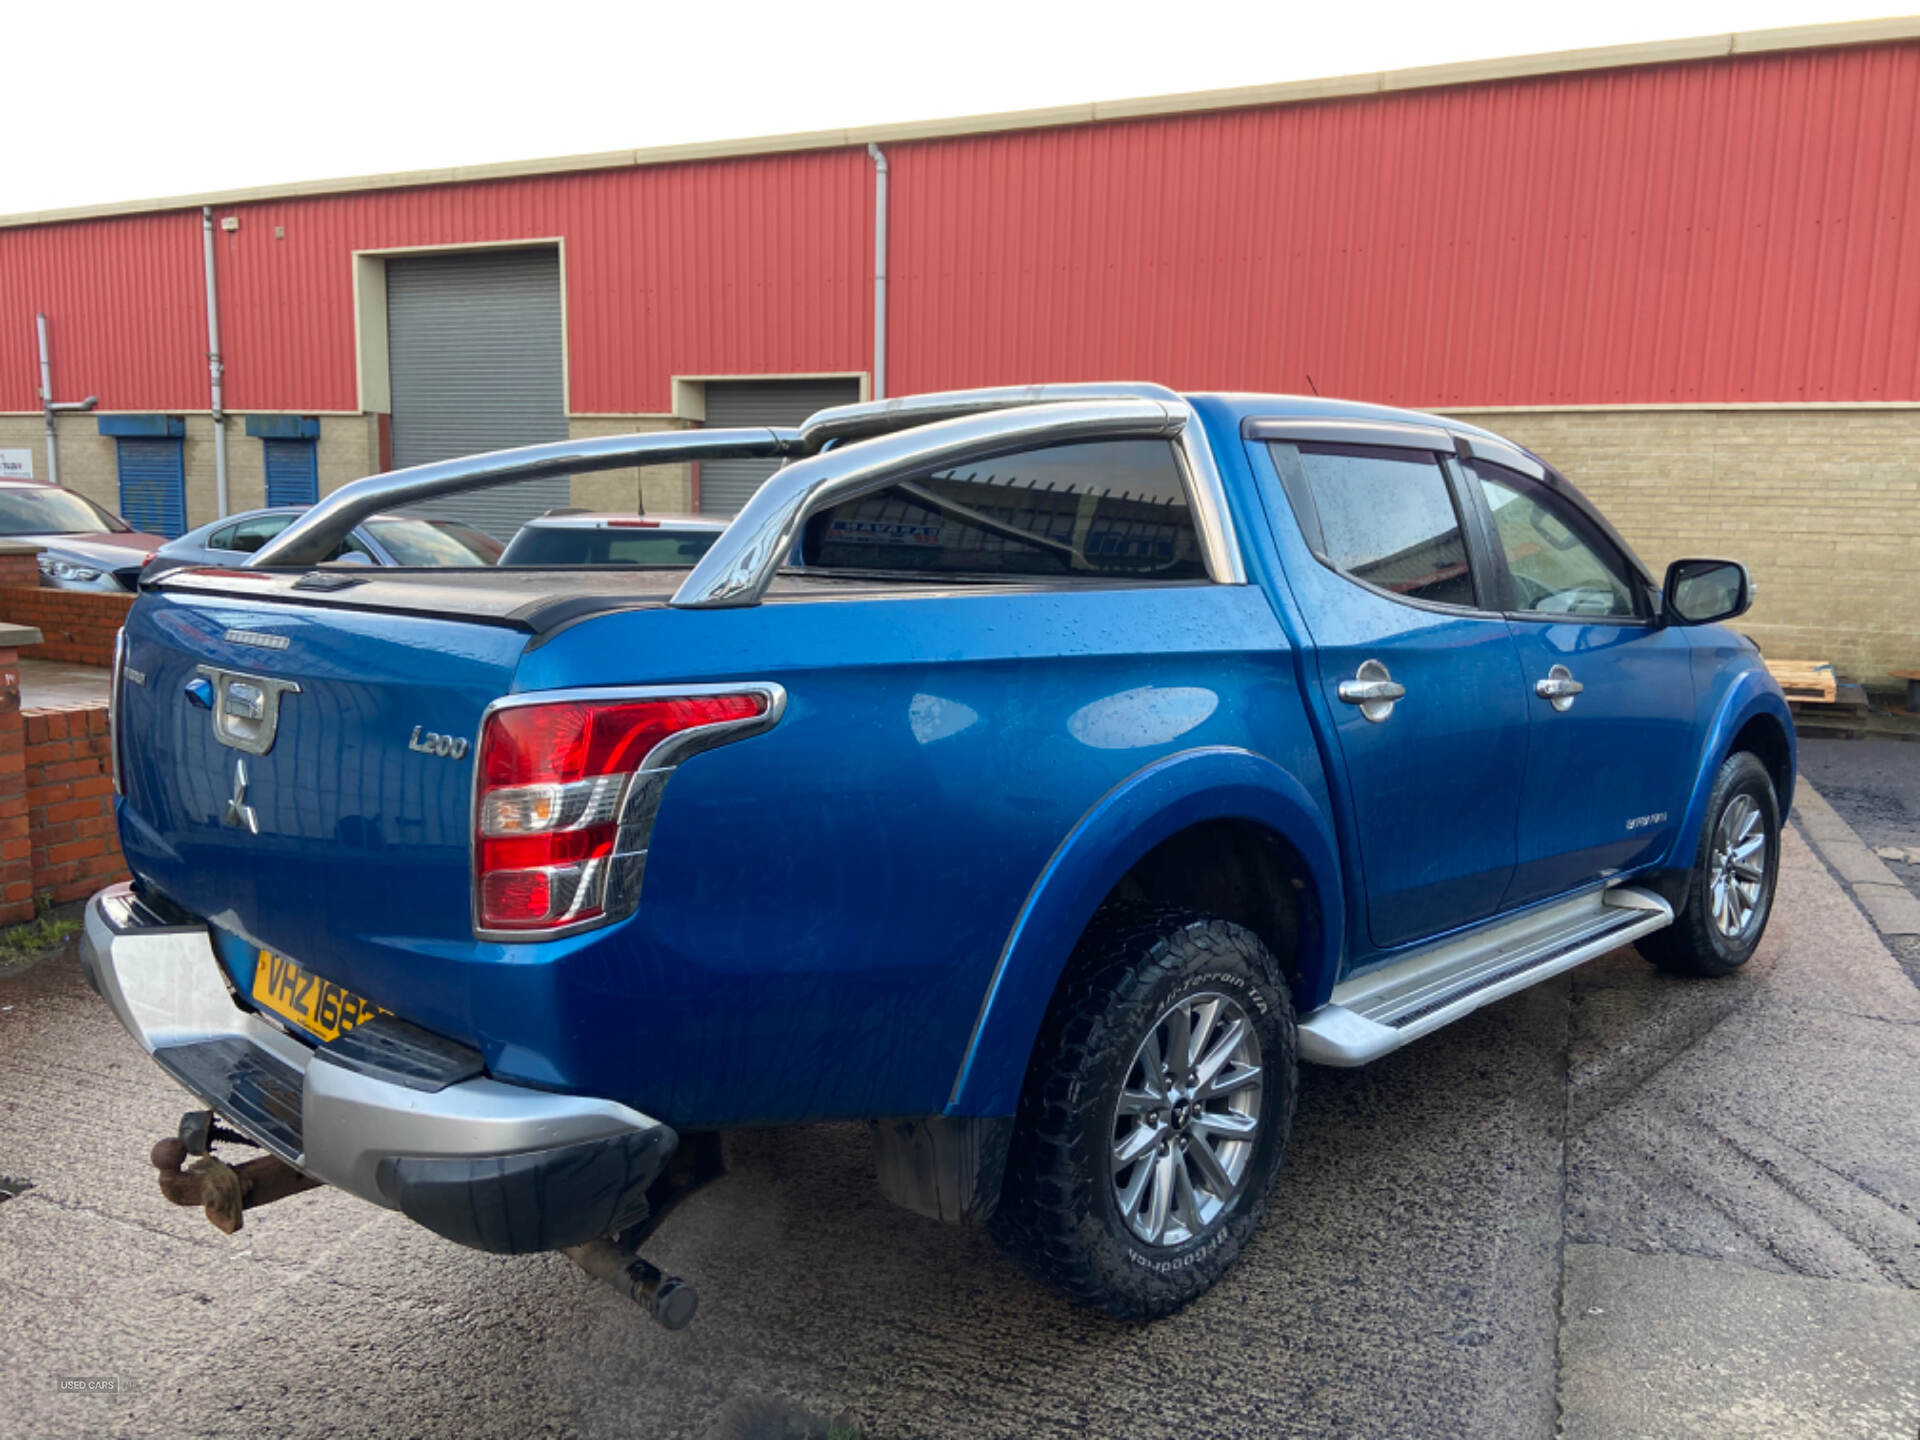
1297,885 -> 1673,1066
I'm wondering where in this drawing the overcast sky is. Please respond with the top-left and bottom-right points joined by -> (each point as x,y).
6,0 -> 1905,216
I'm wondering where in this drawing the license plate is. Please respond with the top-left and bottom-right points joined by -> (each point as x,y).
251,951 -> 386,1043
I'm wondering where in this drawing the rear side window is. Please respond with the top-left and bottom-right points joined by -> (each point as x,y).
223,513 -> 295,554
1269,442 -> 1475,608
800,439 -> 1207,580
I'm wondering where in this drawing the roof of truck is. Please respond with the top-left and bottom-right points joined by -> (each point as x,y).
1186,391 -> 1513,444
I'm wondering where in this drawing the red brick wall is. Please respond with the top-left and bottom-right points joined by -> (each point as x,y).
0,645 -> 28,922
23,703 -> 125,905
0,587 -> 134,668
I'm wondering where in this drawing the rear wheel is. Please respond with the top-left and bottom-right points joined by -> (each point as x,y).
995,909 -> 1296,1320
1639,751 -> 1780,977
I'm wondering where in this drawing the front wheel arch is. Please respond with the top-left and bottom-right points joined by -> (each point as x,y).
1667,673 -> 1795,875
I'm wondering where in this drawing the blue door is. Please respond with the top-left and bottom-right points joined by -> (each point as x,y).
1462,458 -> 1698,907
1252,429 -> 1531,951
115,437 -> 187,537
262,438 -> 318,506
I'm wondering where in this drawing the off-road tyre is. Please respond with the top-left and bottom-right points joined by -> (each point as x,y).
994,908 -> 1297,1320
1638,751 -> 1780,978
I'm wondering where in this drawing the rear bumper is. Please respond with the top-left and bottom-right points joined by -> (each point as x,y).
80,881 -> 675,1253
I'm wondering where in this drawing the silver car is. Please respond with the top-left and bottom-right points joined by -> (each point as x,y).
0,481 -> 166,591
148,506 -> 504,576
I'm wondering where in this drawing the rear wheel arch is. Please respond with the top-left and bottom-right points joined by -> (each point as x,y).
945,748 -> 1342,1119
1072,818 -> 1313,996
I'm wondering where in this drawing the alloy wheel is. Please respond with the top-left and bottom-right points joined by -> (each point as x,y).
1708,793 -> 1767,939
1109,992 -> 1263,1247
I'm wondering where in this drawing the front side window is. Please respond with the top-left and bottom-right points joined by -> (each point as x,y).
1271,442 -> 1476,608
1470,463 -> 1639,619
801,439 -> 1207,580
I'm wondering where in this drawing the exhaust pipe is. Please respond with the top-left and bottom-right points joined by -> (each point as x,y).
562,1237 -> 699,1330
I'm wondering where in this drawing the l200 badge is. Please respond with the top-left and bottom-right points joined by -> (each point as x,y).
408,726 -> 471,760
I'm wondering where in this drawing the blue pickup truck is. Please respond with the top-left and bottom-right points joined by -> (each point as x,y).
82,384 -> 1792,1324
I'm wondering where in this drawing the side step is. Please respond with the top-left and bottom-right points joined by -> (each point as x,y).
1297,885 -> 1672,1066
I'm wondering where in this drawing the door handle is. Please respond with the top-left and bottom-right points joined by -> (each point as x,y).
1338,659 -> 1406,723
1535,664 -> 1584,712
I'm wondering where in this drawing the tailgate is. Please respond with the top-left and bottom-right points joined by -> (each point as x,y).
116,587 -> 526,997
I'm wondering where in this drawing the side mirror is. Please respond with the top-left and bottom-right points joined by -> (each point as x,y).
1662,558 -> 1752,626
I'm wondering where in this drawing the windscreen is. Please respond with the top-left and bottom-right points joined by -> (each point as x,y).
800,438 -> 1205,580
0,487 -> 126,536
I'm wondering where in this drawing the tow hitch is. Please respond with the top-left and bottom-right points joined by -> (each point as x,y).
150,1110 -> 320,1234
148,1110 -> 717,1332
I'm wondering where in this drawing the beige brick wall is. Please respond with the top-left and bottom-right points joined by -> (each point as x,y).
1444,408 -> 1920,684
565,416 -> 697,514
12,404 -> 1907,678
0,411 -> 687,531
0,413 -> 377,532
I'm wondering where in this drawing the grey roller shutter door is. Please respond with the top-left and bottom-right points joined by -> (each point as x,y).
698,379 -> 862,516
387,250 -> 568,541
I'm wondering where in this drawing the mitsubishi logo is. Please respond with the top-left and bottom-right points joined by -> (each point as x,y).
222,758 -> 258,834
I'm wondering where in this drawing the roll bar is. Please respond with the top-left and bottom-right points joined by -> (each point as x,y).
247,428 -> 802,568
241,383 -> 1234,599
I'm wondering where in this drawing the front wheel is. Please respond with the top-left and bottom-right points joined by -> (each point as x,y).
994,910 -> 1297,1320
1639,750 -> 1781,978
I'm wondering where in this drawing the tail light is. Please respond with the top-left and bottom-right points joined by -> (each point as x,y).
473,685 -> 782,937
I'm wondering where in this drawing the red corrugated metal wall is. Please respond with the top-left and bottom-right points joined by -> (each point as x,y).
0,212 -> 204,411
891,42 -> 1920,405
3,41 -> 1915,414
1,151 -> 873,415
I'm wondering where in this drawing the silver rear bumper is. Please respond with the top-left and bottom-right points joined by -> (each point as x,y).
80,882 -> 670,1245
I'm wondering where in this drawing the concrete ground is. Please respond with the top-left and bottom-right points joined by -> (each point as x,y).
1799,738 -> 1920,982
17,657 -> 111,709
1,802 -> 1915,1438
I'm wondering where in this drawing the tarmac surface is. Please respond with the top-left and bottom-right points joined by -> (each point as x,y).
1,812 -> 1915,1438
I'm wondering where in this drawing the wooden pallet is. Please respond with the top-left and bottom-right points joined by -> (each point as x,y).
1766,658 -> 1838,704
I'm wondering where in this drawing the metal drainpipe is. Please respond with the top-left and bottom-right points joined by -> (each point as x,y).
35,315 -> 97,484
36,313 -> 58,486
202,206 -> 229,517
867,143 -> 888,400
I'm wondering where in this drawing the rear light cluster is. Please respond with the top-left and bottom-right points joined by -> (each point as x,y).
473,687 -> 780,936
